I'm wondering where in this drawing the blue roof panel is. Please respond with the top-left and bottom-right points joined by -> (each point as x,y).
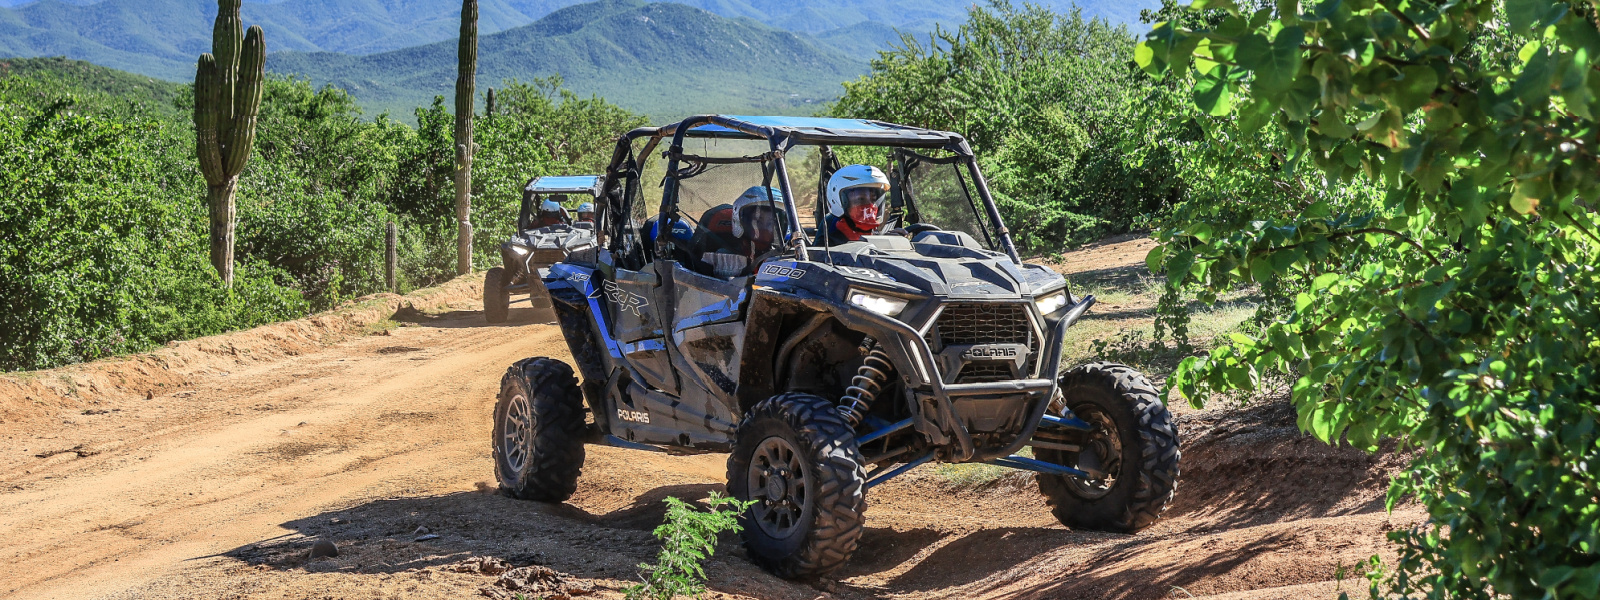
722,116 -> 892,131
526,175 -> 603,194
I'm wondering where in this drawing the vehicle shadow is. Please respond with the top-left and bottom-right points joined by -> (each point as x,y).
211,482 -> 732,581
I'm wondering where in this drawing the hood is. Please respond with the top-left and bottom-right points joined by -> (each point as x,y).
513,225 -> 596,251
815,235 -> 1063,299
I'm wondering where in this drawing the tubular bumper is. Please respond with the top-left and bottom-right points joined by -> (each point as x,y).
756,288 -> 1096,462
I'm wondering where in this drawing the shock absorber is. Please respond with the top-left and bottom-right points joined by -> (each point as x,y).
838,340 -> 895,426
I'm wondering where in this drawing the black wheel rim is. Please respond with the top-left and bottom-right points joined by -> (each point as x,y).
1064,405 -> 1122,499
502,392 -> 534,474
746,436 -> 812,540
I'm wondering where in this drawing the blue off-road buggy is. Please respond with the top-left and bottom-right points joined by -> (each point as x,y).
483,176 -> 601,323
491,116 -> 1181,578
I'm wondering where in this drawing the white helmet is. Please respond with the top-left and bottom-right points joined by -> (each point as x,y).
731,186 -> 785,238
576,202 -> 595,214
539,199 -> 563,213
826,165 -> 890,218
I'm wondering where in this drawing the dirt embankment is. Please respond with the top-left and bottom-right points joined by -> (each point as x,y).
0,241 -> 1422,600
0,279 -> 480,428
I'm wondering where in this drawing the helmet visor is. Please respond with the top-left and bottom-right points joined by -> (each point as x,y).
843,187 -> 885,208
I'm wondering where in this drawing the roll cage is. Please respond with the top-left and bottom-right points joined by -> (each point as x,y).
593,116 -> 1024,267
519,175 -> 603,231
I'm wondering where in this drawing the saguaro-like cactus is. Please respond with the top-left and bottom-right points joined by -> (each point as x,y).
485,87 -> 496,117
455,0 -> 478,276
194,0 -> 264,286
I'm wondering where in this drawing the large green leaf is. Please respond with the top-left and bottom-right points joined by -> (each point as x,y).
1194,73 -> 1237,116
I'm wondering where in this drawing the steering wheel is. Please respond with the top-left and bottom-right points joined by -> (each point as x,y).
905,223 -> 943,235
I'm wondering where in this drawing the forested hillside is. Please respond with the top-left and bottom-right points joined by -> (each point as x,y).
271,0 -> 865,119
0,60 -> 639,371
832,4 -> 1175,249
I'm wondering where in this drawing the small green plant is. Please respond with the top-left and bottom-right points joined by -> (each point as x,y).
625,493 -> 754,600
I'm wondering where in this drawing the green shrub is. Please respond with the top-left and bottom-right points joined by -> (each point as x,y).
0,75 -> 304,370
625,493 -> 754,600
0,64 -> 641,372
1140,0 -> 1600,595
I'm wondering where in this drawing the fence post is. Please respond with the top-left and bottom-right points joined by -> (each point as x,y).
386,221 -> 398,293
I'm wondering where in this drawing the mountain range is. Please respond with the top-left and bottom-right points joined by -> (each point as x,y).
270,0 -> 866,119
1,0 -> 1159,119
0,0 -> 1158,79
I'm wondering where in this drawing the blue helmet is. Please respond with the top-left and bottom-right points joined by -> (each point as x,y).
733,186 -> 785,238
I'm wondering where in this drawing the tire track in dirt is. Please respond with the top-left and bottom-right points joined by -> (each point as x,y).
0,303 -> 572,599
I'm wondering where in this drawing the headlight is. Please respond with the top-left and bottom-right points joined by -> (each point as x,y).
510,245 -> 531,257
848,288 -> 909,317
1035,290 -> 1069,315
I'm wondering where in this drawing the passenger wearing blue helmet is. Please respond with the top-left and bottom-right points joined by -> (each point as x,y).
701,186 -> 785,278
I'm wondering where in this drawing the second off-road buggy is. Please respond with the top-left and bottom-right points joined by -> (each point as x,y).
492,116 -> 1181,578
484,176 -> 600,323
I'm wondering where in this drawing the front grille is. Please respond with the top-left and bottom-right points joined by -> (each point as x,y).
954,362 -> 1014,383
927,303 -> 1033,348
926,302 -> 1039,382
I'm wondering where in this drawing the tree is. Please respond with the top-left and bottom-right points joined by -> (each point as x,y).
1138,0 -> 1600,596
830,1 -> 1181,249
192,0 -> 264,286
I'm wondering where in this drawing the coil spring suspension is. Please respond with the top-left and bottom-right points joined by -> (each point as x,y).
838,341 -> 895,426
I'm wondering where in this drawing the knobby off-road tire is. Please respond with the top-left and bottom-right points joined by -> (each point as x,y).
493,358 -> 586,502
727,393 -> 866,579
484,267 -> 511,324
1036,362 -> 1180,533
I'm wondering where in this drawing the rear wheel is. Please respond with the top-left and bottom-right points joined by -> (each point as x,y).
1036,362 -> 1179,533
484,267 -> 510,324
727,393 -> 866,579
493,358 -> 586,502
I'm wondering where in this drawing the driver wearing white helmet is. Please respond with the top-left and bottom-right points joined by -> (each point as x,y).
537,196 -> 569,227
818,165 -> 889,245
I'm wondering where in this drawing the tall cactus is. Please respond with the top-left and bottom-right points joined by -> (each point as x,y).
193,0 -> 264,286
455,0 -> 478,276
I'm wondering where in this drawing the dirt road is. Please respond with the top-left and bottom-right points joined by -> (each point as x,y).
0,239 -> 1422,600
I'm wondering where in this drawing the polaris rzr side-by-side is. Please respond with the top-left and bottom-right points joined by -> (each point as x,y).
484,176 -> 601,323
492,116 -> 1180,578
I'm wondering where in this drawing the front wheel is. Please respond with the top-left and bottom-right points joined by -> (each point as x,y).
1035,362 -> 1180,533
727,393 -> 866,579
493,358 -> 586,502
484,267 -> 511,324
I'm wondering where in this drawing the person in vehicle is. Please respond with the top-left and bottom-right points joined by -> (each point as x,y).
702,186 -> 785,278
575,202 -> 596,224
537,195 -> 570,227
817,165 -> 889,245
691,203 -> 738,258
642,214 -> 694,262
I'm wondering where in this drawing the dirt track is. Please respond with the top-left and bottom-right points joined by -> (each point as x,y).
0,239 -> 1423,600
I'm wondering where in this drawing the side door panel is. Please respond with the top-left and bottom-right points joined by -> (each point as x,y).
604,267 -> 676,393
662,263 -> 749,433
